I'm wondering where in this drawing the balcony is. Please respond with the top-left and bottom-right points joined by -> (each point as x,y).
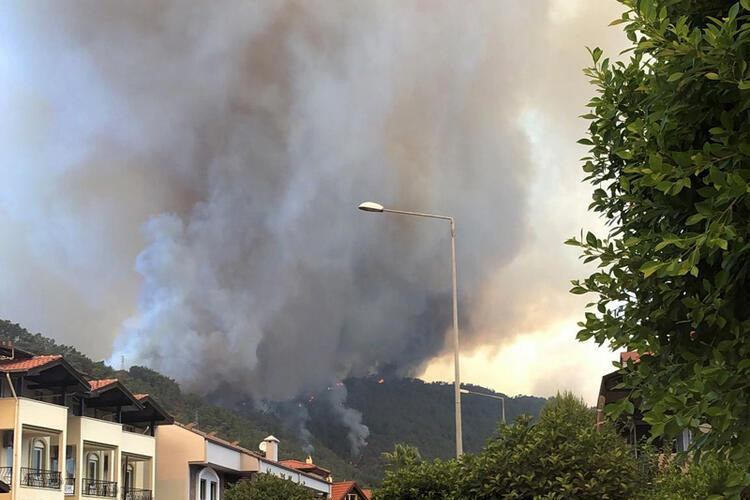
64,476 -> 76,495
20,467 -> 61,489
82,478 -> 118,497
122,487 -> 152,500
0,466 -> 11,488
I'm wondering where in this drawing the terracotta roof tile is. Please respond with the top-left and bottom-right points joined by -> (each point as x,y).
0,355 -> 62,373
362,488 -> 372,499
89,378 -> 119,391
331,481 -> 357,500
278,459 -> 331,476
133,393 -> 148,400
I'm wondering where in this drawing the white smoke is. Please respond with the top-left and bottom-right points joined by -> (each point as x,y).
0,0 -> 617,451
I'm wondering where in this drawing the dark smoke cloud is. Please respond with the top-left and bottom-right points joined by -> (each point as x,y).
0,0 -> 590,448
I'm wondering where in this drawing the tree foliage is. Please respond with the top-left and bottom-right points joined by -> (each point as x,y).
376,450 -> 460,500
570,0 -> 750,477
376,394 -> 644,500
646,452 -> 749,499
456,393 -> 643,500
224,474 -> 317,500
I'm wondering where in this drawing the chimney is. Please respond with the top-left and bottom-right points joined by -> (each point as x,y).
305,455 -> 313,465
262,435 -> 279,462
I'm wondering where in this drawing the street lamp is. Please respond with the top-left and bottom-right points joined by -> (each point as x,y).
358,201 -> 463,458
460,388 -> 506,424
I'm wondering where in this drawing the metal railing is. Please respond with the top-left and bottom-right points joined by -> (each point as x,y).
64,476 -> 76,495
21,467 -> 61,489
122,487 -> 152,500
83,478 -> 118,497
0,466 -> 11,486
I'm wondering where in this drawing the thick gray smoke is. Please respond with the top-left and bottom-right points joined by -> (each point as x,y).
0,0 -> 562,451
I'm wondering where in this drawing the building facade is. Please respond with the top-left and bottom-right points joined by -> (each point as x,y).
0,343 -> 171,500
155,425 -> 331,499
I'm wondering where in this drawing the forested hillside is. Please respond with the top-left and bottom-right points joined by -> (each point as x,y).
0,319 -> 546,484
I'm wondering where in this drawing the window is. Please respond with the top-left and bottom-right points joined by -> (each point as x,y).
31,439 -> 45,471
347,494 -> 359,500
197,467 -> 219,500
125,464 -> 134,490
3,431 -> 13,467
87,453 -> 99,480
50,445 -> 59,473
103,454 -> 109,479
65,446 -> 75,479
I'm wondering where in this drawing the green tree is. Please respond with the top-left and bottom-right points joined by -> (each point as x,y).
377,394 -> 643,500
456,393 -> 644,500
224,474 -> 317,500
646,452 -> 748,500
375,449 -> 460,500
569,0 -> 750,483
381,443 -> 422,470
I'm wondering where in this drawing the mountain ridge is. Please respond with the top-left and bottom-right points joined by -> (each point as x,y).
0,318 -> 546,485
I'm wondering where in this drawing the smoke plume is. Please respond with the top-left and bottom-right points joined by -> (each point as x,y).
0,0 -> 607,449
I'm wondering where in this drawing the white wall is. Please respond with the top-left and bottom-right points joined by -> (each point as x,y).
258,460 -> 330,495
205,442 -> 241,471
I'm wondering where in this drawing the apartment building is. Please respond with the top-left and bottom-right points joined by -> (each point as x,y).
0,343 -> 171,500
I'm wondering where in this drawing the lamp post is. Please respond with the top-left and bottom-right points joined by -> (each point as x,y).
358,201 -> 463,457
460,388 -> 506,424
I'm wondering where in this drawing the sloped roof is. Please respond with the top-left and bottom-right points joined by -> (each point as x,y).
89,378 -> 118,391
0,355 -> 90,391
278,459 -> 331,477
331,481 -> 369,500
0,355 -> 62,372
174,422 -> 259,456
122,393 -> 173,425
86,378 -> 142,409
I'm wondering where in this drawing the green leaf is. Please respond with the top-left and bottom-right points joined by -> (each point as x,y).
592,47 -> 603,63
570,286 -> 588,295
640,261 -> 663,278
586,232 -> 598,247
667,72 -> 683,82
615,150 -> 633,160
742,0 -> 750,10
705,72 -> 720,80
738,81 -> 750,90
729,2 -> 740,19
686,213 -> 706,225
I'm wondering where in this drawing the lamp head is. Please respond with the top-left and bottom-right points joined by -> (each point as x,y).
358,201 -> 384,213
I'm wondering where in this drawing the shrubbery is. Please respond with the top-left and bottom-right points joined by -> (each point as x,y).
224,474 -> 317,500
376,393 -> 645,500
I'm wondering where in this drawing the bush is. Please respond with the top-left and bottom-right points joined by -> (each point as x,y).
376,393 -> 646,500
375,444 -> 460,500
646,453 -> 749,500
224,474 -> 317,500
456,392 -> 644,499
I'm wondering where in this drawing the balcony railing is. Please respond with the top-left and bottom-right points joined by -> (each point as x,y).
0,466 -> 11,486
122,487 -> 152,500
65,476 -> 76,495
83,478 -> 118,497
20,467 -> 61,489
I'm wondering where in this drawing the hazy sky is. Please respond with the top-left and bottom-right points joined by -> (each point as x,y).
0,0 -> 629,406
422,0 -> 629,401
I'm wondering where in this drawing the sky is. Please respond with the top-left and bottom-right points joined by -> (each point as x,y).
0,0 -> 629,408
